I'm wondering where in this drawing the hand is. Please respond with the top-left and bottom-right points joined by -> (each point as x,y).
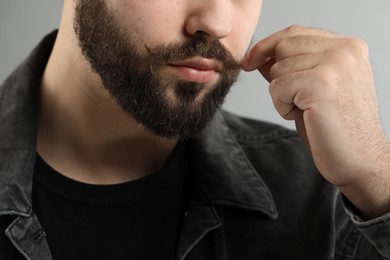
241,25 -> 390,219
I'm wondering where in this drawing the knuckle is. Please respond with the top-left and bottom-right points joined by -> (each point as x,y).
312,66 -> 338,86
269,62 -> 280,79
269,78 -> 278,91
285,25 -> 304,35
332,49 -> 356,66
275,38 -> 290,57
342,37 -> 369,58
269,77 -> 282,94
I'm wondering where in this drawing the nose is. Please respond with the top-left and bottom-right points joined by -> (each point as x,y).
184,0 -> 232,40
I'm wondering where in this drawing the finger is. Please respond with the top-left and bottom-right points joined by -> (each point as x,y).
269,72 -> 305,121
269,52 -> 325,80
269,68 -> 330,120
258,57 -> 276,82
242,25 -> 340,71
273,36 -> 339,61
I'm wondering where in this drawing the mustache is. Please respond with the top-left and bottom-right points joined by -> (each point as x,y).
146,37 -> 242,72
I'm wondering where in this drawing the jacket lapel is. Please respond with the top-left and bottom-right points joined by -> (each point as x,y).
176,112 -> 278,259
0,31 -> 57,260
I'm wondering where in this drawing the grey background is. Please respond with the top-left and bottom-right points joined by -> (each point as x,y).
1,1 -> 389,134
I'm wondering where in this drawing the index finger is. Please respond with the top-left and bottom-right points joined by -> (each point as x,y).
241,25 -> 339,71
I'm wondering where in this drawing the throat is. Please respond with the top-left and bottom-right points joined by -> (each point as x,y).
36,134 -> 178,185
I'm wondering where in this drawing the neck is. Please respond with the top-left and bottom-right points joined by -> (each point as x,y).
37,6 -> 177,185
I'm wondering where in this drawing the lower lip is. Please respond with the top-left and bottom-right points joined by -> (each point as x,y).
169,66 -> 218,84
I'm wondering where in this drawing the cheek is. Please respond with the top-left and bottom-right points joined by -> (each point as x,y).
224,7 -> 261,60
113,2 -> 186,47
224,24 -> 258,61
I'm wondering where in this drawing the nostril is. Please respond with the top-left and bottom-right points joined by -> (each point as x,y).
194,30 -> 210,38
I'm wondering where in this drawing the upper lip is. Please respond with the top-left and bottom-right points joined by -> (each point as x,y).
170,57 -> 222,72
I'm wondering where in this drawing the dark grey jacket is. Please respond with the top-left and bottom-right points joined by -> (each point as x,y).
1,32 -> 389,260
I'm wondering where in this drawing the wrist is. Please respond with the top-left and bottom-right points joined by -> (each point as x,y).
338,144 -> 390,219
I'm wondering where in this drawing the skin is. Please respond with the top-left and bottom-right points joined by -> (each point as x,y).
242,26 -> 390,219
37,0 -> 261,183
38,0 -> 390,219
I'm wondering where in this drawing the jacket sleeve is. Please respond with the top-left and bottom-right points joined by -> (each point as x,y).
343,197 -> 390,259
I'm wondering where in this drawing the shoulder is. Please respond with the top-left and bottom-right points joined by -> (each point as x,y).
220,110 -> 298,144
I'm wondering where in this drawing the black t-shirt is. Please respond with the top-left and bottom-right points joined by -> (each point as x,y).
32,143 -> 190,260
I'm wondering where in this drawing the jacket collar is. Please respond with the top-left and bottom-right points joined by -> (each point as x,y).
0,31 -> 277,220
0,32 -> 55,217
191,112 -> 278,219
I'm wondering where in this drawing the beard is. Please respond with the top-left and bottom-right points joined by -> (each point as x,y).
73,0 -> 242,139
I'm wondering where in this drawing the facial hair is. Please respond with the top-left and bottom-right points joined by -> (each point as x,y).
74,0 -> 242,139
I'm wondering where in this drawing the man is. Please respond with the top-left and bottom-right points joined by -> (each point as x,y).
0,0 -> 389,259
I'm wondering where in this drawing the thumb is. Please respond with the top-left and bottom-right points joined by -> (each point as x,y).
241,56 -> 276,83
258,57 -> 277,82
